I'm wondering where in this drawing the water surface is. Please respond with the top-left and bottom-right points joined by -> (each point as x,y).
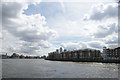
2,59 -> 118,78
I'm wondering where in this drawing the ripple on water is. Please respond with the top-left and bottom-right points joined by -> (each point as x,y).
2,59 -> 118,78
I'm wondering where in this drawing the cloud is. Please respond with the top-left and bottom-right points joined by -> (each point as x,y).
83,3 -> 118,48
93,23 -> 118,38
2,3 -> 57,42
10,42 -> 41,55
88,41 -> 107,49
104,33 -> 118,44
108,44 -> 118,48
2,0 -> 42,3
8,41 -> 56,56
1,2 -> 57,55
83,3 -> 118,21
61,42 -> 87,50
90,23 -> 118,47
38,40 -> 53,48
61,40 -> 107,51
1,2 -> 119,55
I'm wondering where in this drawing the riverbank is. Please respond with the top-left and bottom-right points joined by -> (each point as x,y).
45,58 -> 120,63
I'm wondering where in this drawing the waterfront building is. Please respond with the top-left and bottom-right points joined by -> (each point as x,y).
103,47 -> 120,60
40,55 -> 46,59
2,53 -> 8,59
64,49 -> 67,52
103,47 -> 107,60
10,53 -> 19,58
19,55 -> 25,59
60,47 -> 63,53
62,53 -> 66,59
73,52 -> 77,59
48,52 -> 54,59
56,49 -> 59,53
61,52 -> 67,59
71,49 -> 101,60
47,48 -> 102,61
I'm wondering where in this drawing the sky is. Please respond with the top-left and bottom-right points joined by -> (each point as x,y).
0,0 -> 119,56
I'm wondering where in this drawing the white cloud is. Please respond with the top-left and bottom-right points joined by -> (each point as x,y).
1,2 -> 119,55
2,3 -> 57,42
51,18 -> 88,38
83,3 -> 118,48
1,2 -> 57,55
61,40 -> 107,51
2,0 -> 42,3
61,42 -> 87,50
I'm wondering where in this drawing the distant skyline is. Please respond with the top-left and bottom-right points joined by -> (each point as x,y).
0,0 -> 118,56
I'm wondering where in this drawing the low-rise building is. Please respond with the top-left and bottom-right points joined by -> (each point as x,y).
2,53 -> 8,59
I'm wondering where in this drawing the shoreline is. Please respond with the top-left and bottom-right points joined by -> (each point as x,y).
45,58 -> 120,63
2,58 -> 120,63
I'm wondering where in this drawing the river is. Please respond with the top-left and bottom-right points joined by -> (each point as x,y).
2,59 -> 119,78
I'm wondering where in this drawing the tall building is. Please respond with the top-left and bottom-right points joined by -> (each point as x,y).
60,47 -> 62,53
56,49 -> 59,53
64,49 -> 67,52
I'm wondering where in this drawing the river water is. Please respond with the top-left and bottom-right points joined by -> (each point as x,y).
2,59 -> 119,78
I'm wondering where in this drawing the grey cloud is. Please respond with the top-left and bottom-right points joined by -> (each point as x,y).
88,41 -> 106,49
8,41 -> 40,54
38,40 -> 52,48
18,46 -> 40,55
8,27 -> 56,42
84,3 -> 118,21
2,3 -> 24,19
108,44 -> 118,48
11,44 -> 40,55
106,40 -> 118,44
93,23 -> 117,38
83,3 -> 118,48
7,40 -> 52,55
105,36 -> 118,44
2,2 -> 28,25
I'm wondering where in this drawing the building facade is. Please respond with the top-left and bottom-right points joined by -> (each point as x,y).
47,48 -> 102,61
103,47 -> 120,60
